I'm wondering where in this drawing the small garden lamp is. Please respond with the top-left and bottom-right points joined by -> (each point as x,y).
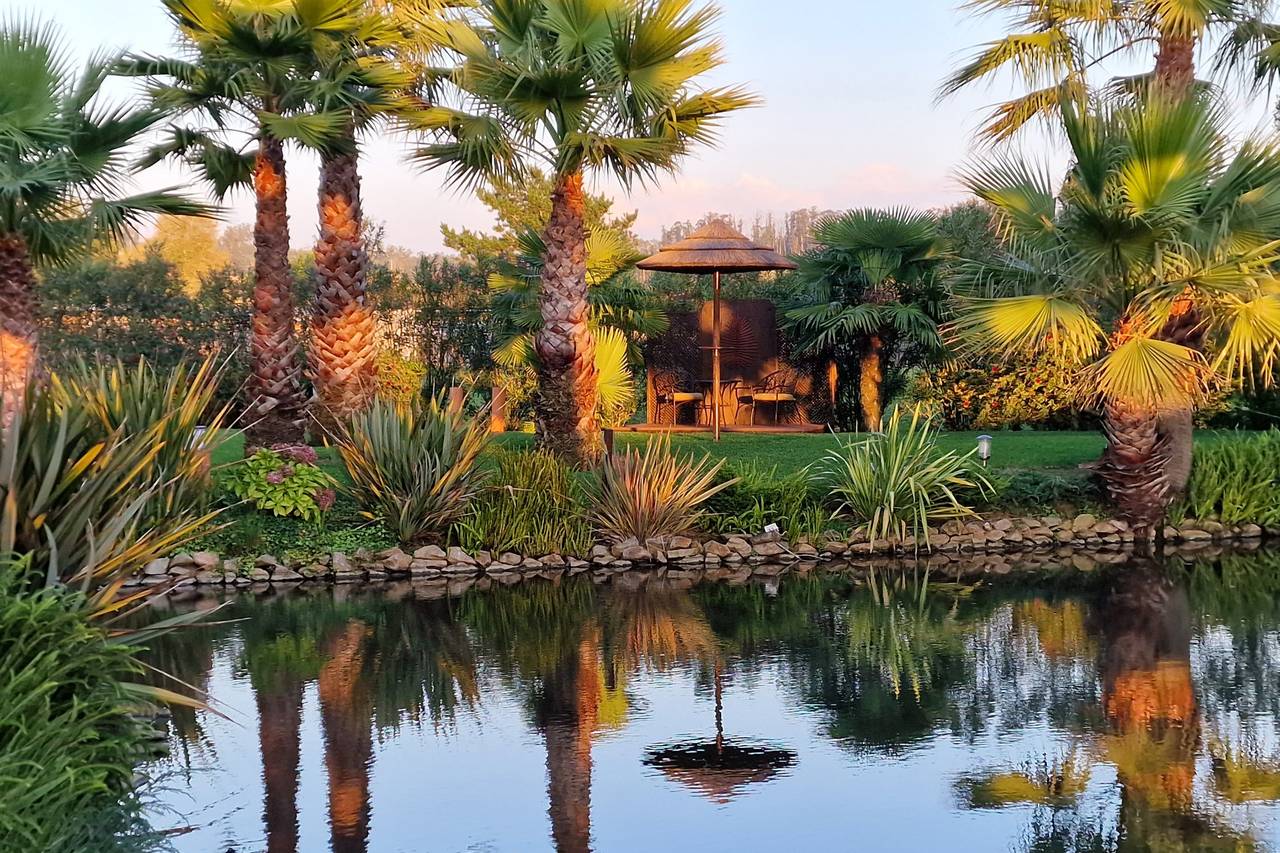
977,434 -> 993,467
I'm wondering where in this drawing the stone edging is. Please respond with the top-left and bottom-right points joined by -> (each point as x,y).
127,513 -> 1272,589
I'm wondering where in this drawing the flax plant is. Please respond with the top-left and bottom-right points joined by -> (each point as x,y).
334,396 -> 490,543
817,407 -> 990,548
589,434 -> 735,543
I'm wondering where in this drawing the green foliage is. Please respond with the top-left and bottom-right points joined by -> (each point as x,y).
374,350 -> 428,407
191,503 -> 396,564
984,470 -> 1102,513
902,353 -> 1086,431
455,449 -> 594,556
705,462 -> 835,542
0,20 -> 211,265
589,435 -> 735,543
817,408 -> 992,545
224,446 -> 338,524
0,376 -> 220,615
1174,431 -> 1280,525
40,255 -> 250,408
55,355 -> 230,524
335,397 -> 490,544
0,563 -> 153,853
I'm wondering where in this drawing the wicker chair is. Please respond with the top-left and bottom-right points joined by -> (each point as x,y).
652,371 -> 705,425
738,369 -> 799,426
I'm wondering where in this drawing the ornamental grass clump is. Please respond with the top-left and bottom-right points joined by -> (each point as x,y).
1175,431 -> 1280,526
0,560 -> 153,853
455,449 -> 593,557
334,397 -> 490,544
590,435 -> 735,544
816,407 -> 991,548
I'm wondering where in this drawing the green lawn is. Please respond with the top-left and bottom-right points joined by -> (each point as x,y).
214,428 -> 1120,481
213,428 -> 1260,483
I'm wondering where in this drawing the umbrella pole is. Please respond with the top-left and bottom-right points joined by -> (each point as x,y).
713,270 -> 722,441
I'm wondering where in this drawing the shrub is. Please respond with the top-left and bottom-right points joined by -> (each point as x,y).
374,349 -> 428,406
455,449 -> 594,556
705,462 -> 835,542
816,407 -> 992,546
1174,431 -> 1280,525
0,562 -> 152,852
902,353 -> 1085,431
334,397 -> 490,543
590,435 -> 735,543
0,381 -> 220,612
224,445 -> 338,524
982,470 -> 1102,514
54,355 -> 230,522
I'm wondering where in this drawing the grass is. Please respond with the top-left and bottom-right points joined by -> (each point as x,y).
211,429 -> 1260,482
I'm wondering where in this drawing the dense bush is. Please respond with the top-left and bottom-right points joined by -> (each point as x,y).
224,445 -> 338,523
981,470 -> 1102,514
1174,431 -> 1280,525
0,563 -> 154,852
455,449 -> 594,556
816,408 -> 991,546
902,353 -> 1086,431
40,254 -> 251,410
334,398 -> 490,543
590,436 -> 734,543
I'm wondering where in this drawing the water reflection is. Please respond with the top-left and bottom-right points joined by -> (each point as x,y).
140,552 -> 1280,852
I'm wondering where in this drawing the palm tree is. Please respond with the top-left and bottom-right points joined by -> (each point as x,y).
0,21 -> 212,419
121,0 -> 366,447
786,210 -> 945,432
948,95 -> 1280,533
939,0 -> 1240,141
489,226 -> 667,426
307,2 -> 474,429
412,0 -> 756,466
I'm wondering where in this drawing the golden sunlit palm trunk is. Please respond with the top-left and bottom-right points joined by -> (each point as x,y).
536,171 -> 602,467
859,335 -> 884,432
245,135 -> 307,449
0,233 -> 37,424
256,680 -> 304,853
311,140 -> 377,434
1099,398 -> 1170,536
318,620 -> 374,853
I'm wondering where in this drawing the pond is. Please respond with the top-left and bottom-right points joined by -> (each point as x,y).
139,550 -> 1280,852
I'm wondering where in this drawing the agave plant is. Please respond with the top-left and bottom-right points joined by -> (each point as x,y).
589,435 -> 735,544
333,396 -> 490,543
816,407 -> 991,548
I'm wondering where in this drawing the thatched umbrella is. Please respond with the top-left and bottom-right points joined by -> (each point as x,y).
638,221 -> 797,439
643,661 -> 797,803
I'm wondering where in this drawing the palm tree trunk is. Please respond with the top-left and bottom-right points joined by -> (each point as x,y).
859,335 -> 884,432
245,135 -> 306,449
311,138 -> 377,434
1154,34 -> 1196,93
319,620 -> 373,853
535,170 -> 601,467
0,232 -> 37,424
1099,397 -> 1170,536
256,680 -> 304,853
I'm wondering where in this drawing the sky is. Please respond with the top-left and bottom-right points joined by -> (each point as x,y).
32,0 -> 1280,253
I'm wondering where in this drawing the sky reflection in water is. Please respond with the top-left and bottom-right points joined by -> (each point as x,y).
140,552 -> 1280,852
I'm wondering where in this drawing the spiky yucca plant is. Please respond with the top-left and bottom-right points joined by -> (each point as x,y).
334,396 -> 490,543
590,435 -> 734,543
817,407 -> 991,548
